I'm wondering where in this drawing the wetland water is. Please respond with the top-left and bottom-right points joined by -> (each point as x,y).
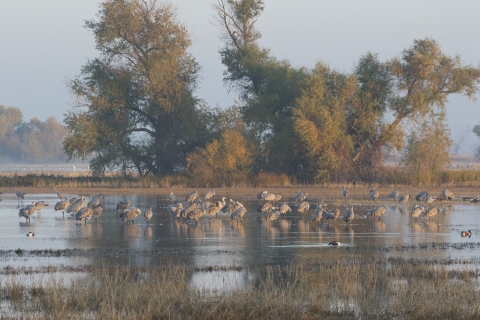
1,191 -> 480,290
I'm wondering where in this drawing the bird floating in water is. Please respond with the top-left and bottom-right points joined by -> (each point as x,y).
328,241 -> 340,246
461,230 -> 472,237
27,232 -> 34,237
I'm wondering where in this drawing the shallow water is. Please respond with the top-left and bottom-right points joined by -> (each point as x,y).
1,191 -> 480,272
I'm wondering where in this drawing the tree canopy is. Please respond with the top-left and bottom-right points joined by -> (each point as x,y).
214,0 -> 480,182
64,0 -> 209,176
58,0 -> 480,182
0,105 -> 67,163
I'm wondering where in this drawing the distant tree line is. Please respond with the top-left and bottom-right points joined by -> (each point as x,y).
60,0 -> 480,182
0,105 -> 67,163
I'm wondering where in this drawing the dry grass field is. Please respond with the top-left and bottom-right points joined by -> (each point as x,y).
1,259 -> 480,319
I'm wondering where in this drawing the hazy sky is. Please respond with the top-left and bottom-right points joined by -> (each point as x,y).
1,0 -> 479,151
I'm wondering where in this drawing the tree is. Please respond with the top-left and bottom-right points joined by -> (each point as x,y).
216,1 -> 480,182
0,105 -> 22,140
0,106 -> 67,163
64,0 -> 207,176
187,128 -> 255,184
292,64 -> 356,182
214,0 -> 309,175
383,38 -> 480,152
402,112 -> 451,177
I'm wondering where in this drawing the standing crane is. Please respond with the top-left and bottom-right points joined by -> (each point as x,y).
53,186 -> 67,201
13,187 -> 26,203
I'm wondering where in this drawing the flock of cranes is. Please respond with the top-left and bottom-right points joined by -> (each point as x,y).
10,185 -> 474,238
15,186 -> 152,226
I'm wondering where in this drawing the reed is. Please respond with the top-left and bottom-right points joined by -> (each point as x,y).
1,258 -> 479,319
2,167 -> 480,189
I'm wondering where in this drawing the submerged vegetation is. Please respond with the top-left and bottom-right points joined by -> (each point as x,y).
1,258 -> 480,319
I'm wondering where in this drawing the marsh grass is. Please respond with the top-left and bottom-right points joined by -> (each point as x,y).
1,259 -> 480,319
3,167 -> 480,190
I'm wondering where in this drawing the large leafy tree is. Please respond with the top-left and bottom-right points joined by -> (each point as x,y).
214,0 -> 309,175
293,40 -> 480,182
64,0 -> 207,176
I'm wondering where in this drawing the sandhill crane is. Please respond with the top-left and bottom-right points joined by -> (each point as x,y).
205,203 -> 222,217
167,202 -> 183,216
76,207 -> 93,224
186,206 -> 205,221
342,186 -> 348,200
54,200 -> 70,217
441,190 -> 455,200
186,190 -> 199,203
398,192 -> 409,204
311,204 -> 327,223
263,193 -> 276,202
425,195 -> 436,204
87,194 -> 103,208
216,197 -> 226,209
204,190 -> 215,201
436,195 -> 448,203
257,202 -> 272,213
121,207 -> 141,223
273,193 -> 282,202
116,199 -> 131,212
423,207 -> 438,219
293,192 -> 308,202
409,205 -> 424,218
295,201 -> 310,214
91,204 -> 103,220
231,201 -> 244,212
67,196 -> 87,214
169,191 -> 175,203
53,186 -> 67,201
231,206 -> 246,222
180,202 -> 199,219
222,199 -> 236,214
323,208 -> 341,224
257,191 -> 268,200
278,202 -> 292,214
34,201 -> 49,213
369,205 -> 386,220
13,187 -> 26,203
369,188 -> 379,201
416,191 -> 428,202
144,205 -> 153,223
343,206 -> 354,224
265,210 -> 280,221
18,202 -> 36,223
388,191 -> 400,199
